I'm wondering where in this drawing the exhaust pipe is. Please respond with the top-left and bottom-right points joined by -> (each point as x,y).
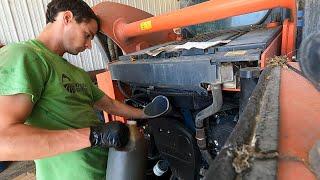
195,84 -> 223,163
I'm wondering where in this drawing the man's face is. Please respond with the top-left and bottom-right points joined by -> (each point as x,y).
63,18 -> 98,55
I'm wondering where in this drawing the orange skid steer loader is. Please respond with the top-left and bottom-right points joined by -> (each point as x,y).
93,0 -> 320,179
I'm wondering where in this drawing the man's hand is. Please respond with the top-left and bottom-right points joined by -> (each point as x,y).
89,121 -> 129,148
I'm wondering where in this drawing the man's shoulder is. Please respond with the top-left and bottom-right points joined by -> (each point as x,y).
0,40 -> 49,69
5,40 -> 39,55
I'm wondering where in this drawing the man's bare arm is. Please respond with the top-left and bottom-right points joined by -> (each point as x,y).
0,94 -> 91,161
94,95 -> 146,119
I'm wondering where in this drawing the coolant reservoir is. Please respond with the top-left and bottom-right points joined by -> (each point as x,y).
106,120 -> 146,180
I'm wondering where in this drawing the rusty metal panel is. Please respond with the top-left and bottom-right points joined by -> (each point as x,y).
0,0 -> 179,71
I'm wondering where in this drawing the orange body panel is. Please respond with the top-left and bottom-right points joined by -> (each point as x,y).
261,31 -> 282,68
287,22 -> 296,59
278,62 -> 320,180
281,20 -> 296,59
281,19 -> 289,56
223,88 -> 240,92
266,22 -> 280,28
96,71 -> 125,123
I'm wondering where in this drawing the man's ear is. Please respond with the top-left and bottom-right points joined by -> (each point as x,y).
63,11 -> 74,25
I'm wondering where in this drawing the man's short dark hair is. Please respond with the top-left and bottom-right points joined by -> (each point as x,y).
46,0 -> 100,31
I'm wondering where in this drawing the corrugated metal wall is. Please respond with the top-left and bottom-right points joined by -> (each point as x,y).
0,0 -> 179,71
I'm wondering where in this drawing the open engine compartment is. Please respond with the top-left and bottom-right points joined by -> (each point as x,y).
96,26 -> 282,179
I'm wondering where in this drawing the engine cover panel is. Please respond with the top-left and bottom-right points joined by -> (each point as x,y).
148,118 -> 201,180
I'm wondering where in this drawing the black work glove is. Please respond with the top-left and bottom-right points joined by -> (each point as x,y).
89,121 -> 129,148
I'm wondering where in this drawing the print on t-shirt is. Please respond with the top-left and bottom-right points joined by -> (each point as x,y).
62,73 -> 87,94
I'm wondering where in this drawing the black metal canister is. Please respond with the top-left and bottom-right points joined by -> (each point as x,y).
106,120 -> 146,180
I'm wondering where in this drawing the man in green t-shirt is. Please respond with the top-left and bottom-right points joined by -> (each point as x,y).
0,0 -> 149,179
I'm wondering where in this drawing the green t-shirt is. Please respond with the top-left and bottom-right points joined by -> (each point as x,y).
0,40 -> 108,180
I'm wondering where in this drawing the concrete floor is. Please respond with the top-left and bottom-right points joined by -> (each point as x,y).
0,161 -> 35,180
